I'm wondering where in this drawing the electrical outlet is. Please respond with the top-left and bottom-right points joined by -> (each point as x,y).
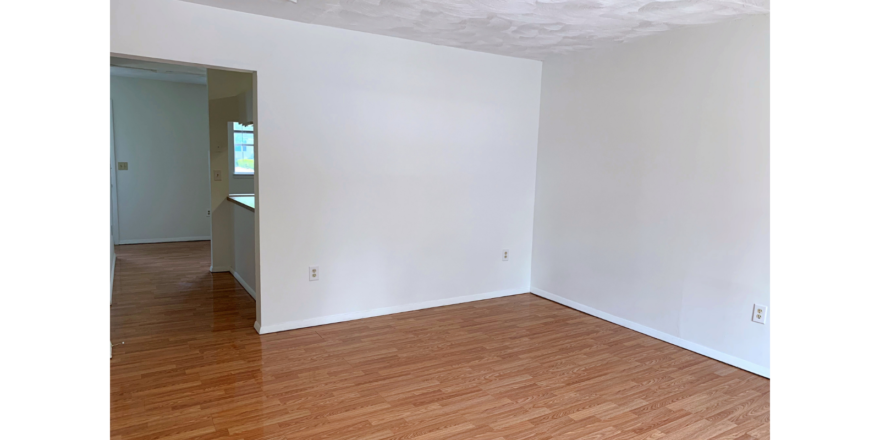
502,249 -> 509,261
309,266 -> 319,281
752,304 -> 768,324
117,162 -> 128,170
207,210 -> 211,217
213,170 -> 222,181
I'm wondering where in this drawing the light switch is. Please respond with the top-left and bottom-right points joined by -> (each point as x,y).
117,162 -> 128,171
213,170 -> 222,181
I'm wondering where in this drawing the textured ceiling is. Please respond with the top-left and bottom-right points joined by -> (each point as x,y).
183,0 -> 769,60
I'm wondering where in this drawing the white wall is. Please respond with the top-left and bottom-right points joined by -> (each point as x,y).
532,16 -> 769,376
111,75 -> 211,243
111,0 -> 542,332
207,70 -> 253,201
232,204 -> 256,298
206,94 -> 234,271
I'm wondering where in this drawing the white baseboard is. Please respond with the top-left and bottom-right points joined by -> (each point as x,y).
210,265 -> 231,273
253,321 -> 261,334
257,288 -> 528,335
110,253 -> 117,306
231,269 -> 256,300
530,287 -> 770,378
118,236 -> 211,245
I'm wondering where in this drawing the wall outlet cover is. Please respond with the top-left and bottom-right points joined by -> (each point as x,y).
752,304 -> 768,324
117,162 -> 128,170
502,249 -> 509,261
309,266 -> 319,281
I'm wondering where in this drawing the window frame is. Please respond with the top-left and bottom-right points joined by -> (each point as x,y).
229,122 -> 255,178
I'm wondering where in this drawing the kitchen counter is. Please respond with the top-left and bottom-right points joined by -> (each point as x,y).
227,194 -> 255,211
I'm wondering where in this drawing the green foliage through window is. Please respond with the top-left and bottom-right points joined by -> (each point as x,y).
236,159 -> 254,171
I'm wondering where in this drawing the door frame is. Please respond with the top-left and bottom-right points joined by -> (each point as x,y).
110,99 -> 119,246
110,53 -> 261,330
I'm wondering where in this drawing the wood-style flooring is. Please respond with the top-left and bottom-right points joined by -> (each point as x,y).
111,242 -> 769,440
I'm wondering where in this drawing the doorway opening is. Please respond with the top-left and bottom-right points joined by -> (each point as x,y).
109,57 -> 259,352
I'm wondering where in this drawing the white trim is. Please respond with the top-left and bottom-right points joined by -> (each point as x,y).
227,122 -> 234,178
530,287 -> 769,378
253,321 -> 261,334
231,269 -> 256,300
257,288 -> 528,335
210,265 -> 231,273
229,122 -> 256,178
109,100 -> 119,245
118,236 -> 211,245
111,66 -> 207,84
110,253 -> 117,306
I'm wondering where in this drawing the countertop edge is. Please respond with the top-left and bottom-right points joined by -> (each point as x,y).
227,195 -> 255,212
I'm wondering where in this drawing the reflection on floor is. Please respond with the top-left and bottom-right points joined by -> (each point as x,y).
111,241 -> 769,440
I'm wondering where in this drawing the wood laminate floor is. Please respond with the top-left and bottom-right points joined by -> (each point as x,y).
111,242 -> 769,440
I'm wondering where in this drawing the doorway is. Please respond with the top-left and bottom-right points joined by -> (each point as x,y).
109,56 -> 259,341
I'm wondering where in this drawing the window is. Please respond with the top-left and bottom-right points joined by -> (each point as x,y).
233,122 -> 254,175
